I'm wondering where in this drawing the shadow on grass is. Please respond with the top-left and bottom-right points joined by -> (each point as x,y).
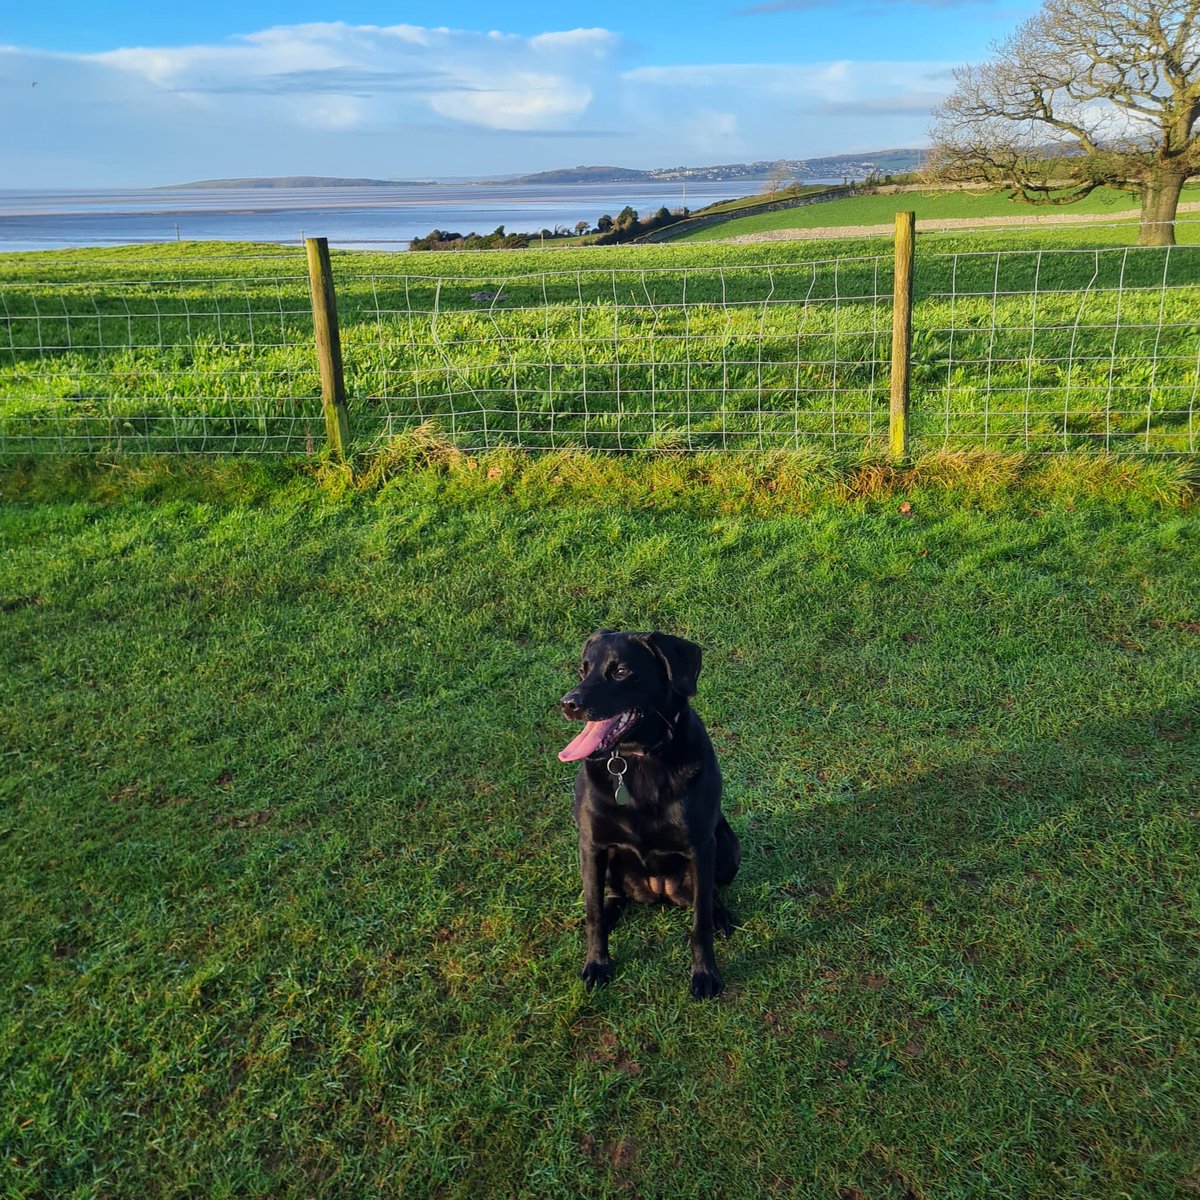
703,698 -> 1198,989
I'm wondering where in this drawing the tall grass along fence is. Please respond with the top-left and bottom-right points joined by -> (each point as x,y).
1,219 -> 1197,458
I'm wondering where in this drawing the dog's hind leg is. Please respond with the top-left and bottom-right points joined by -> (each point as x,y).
602,894 -> 628,933
602,851 -> 630,932
579,840 -> 614,989
712,817 -> 740,937
687,837 -> 724,1000
714,815 -> 741,888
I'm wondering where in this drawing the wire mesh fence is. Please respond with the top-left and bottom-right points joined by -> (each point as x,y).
1,236 -> 1197,456
339,255 -> 890,452
0,251 -> 323,454
916,245 -> 1199,454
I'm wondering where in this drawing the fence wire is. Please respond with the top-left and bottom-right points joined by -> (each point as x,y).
1,242 -> 1197,456
338,256 -> 889,452
0,252 -> 322,454
918,245 -> 1198,454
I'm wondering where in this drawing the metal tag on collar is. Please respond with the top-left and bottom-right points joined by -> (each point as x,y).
607,753 -> 631,805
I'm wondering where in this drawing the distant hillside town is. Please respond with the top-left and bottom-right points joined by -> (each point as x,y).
505,150 -> 923,186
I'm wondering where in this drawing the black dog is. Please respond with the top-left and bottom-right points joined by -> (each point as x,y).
558,630 -> 741,999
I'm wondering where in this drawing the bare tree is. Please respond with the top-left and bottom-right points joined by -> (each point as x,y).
760,161 -> 796,196
926,0 -> 1200,244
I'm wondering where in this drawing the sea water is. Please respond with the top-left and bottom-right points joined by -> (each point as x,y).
0,179 -> 842,253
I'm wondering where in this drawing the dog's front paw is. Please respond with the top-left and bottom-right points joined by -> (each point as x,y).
580,959 -> 613,989
690,967 -> 725,1000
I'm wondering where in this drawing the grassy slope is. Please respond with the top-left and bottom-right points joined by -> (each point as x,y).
687,184 -> 830,218
2,452 -> 1199,1199
676,185 -> 1200,242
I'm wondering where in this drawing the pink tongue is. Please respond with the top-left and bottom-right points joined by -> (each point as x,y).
558,717 -> 620,762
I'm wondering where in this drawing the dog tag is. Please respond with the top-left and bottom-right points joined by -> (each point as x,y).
607,753 -> 631,806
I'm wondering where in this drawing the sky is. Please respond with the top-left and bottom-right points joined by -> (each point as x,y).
1,0 -> 1041,188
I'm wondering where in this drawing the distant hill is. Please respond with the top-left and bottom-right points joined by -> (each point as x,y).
158,152 -> 924,191
505,166 -> 653,185
506,150 -> 925,186
160,176 -> 435,189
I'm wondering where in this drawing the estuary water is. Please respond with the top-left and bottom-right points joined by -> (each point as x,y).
0,178 -> 841,253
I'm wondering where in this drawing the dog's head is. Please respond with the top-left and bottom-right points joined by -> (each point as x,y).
558,629 -> 702,762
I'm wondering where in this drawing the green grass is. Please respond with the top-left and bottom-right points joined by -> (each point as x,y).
2,451 -> 1199,1198
686,183 -> 831,218
674,185 -> 1200,242
2,234 -> 1199,455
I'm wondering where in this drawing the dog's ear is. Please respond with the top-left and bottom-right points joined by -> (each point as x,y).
637,632 -> 702,699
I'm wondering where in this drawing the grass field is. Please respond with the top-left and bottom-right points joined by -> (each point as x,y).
673,186 -> 1200,242
2,450 -> 1198,1198
2,226 -> 1199,455
684,183 -> 831,218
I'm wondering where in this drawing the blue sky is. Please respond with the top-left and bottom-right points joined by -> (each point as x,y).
2,1 -> 1039,187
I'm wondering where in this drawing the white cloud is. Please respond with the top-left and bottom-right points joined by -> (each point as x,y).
429,74 -> 593,130
685,111 -> 743,157
1,23 -> 947,186
85,22 -> 619,132
307,95 -> 372,132
529,29 -> 620,56
618,59 -> 950,163
742,0 -> 1000,9
623,59 -> 952,127
623,59 -> 952,103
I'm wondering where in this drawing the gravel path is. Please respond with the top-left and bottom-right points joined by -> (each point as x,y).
717,201 -> 1200,243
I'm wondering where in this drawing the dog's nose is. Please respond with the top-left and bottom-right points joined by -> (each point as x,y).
561,693 -> 585,720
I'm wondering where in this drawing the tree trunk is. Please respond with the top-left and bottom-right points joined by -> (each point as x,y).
1138,169 -> 1187,246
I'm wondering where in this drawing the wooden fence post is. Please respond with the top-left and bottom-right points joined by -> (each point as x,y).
890,211 -> 916,461
305,237 -> 351,460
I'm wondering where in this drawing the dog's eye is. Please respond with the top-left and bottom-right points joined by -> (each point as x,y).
578,662 -> 588,679
611,665 -> 631,681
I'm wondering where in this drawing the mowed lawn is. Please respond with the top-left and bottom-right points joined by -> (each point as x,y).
676,185 -> 1200,242
2,452 -> 1199,1198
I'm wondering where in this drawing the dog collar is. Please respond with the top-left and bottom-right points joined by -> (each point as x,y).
619,708 -> 682,758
